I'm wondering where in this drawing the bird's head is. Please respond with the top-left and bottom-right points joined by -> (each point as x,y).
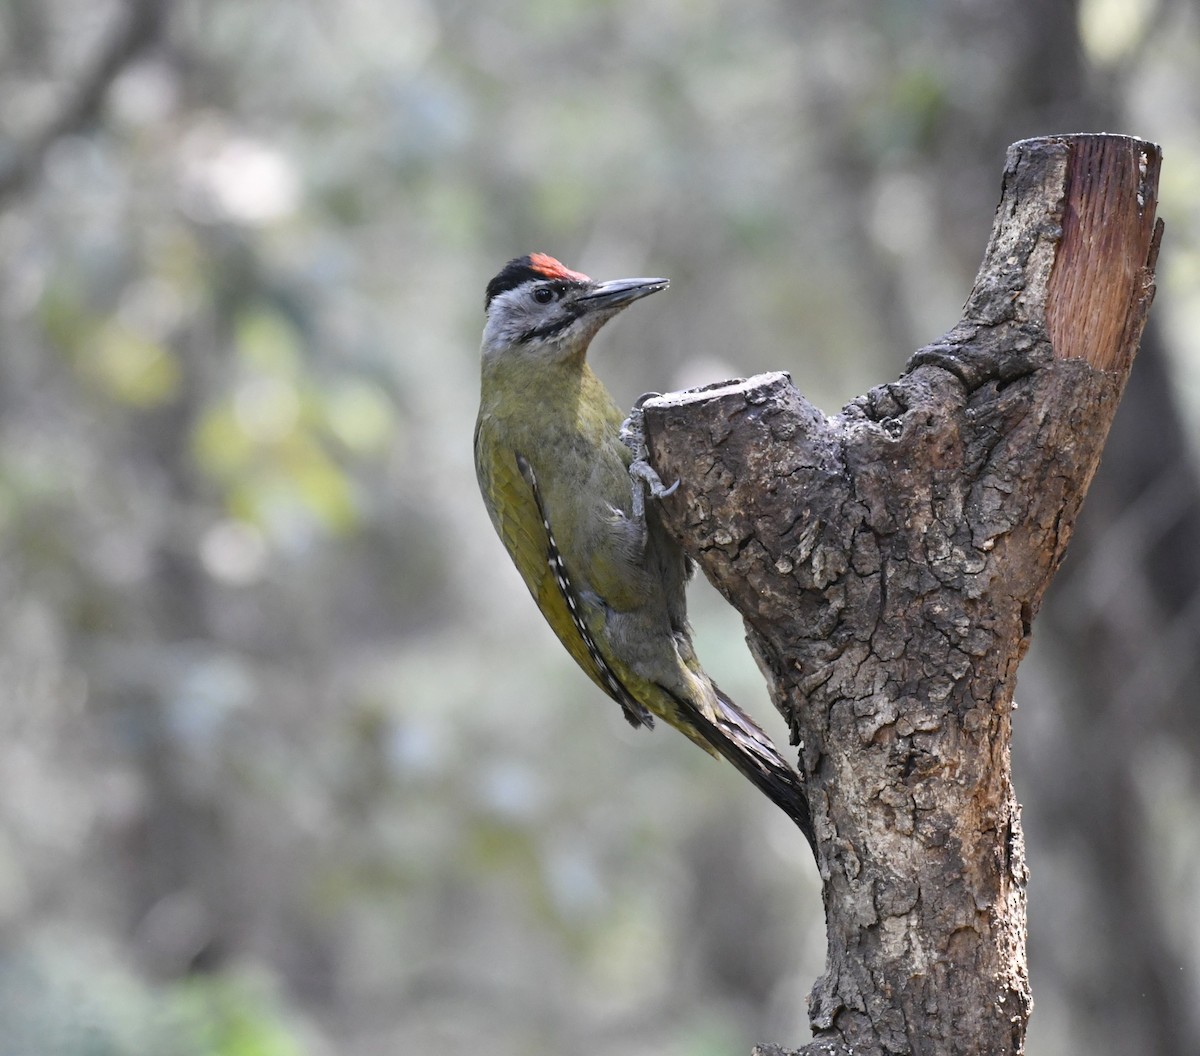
481,253 -> 668,365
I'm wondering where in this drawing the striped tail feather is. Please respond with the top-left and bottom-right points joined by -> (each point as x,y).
671,683 -> 817,855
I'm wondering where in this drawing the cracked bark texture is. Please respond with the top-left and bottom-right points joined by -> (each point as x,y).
642,135 -> 1162,1055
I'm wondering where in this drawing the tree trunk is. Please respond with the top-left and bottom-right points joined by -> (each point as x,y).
641,135 -> 1162,1054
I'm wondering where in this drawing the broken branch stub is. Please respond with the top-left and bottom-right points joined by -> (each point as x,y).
642,134 -> 1162,1055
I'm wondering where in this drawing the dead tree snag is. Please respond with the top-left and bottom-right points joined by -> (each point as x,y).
642,135 -> 1162,1055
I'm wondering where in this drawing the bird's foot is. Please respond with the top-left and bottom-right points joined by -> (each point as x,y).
621,393 -> 680,530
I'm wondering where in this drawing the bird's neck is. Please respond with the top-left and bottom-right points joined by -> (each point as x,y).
482,348 -> 623,444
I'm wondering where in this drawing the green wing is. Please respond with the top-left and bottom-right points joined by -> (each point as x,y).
474,416 -> 653,728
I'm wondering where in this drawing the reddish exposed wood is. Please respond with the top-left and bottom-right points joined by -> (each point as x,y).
1044,135 -> 1162,371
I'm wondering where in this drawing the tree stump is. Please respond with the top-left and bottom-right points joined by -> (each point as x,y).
642,134 -> 1162,1054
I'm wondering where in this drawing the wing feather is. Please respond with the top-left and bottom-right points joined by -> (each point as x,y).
475,416 -> 653,728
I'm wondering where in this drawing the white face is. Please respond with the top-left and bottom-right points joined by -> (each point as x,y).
481,280 -> 611,363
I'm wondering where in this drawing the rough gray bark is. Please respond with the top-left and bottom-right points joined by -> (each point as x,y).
641,135 -> 1162,1054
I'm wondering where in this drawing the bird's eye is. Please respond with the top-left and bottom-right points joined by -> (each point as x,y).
532,287 -> 554,304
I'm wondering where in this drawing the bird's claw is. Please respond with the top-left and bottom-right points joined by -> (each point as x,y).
652,474 -> 680,499
622,394 -> 680,546
619,391 -> 659,449
630,459 -> 679,498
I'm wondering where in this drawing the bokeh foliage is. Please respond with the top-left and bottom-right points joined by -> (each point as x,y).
0,0 -> 1197,1053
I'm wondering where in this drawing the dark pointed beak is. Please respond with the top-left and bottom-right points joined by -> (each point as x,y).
578,276 -> 669,312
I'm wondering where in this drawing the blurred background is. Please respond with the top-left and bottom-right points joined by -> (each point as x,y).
0,0 -> 1197,1053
